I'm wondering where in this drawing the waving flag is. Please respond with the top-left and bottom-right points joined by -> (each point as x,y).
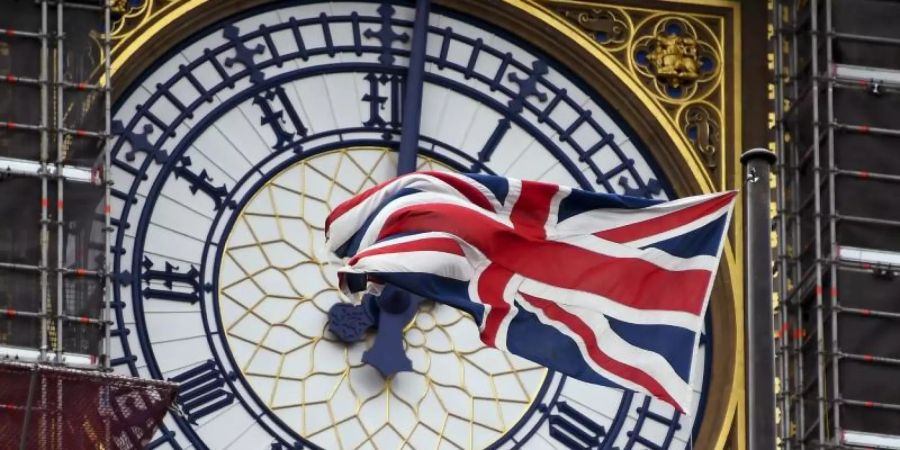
325,171 -> 735,412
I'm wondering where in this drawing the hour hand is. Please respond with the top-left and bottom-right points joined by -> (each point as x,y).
327,284 -> 423,377
364,285 -> 423,377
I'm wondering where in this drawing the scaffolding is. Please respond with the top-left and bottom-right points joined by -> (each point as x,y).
773,0 -> 900,448
0,3 -> 177,448
0,0 -> 112,368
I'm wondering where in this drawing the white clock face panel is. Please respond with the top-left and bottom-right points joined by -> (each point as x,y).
107,2 -> 709,449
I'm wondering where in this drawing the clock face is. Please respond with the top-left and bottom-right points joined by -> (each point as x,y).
107,2 -> 710,449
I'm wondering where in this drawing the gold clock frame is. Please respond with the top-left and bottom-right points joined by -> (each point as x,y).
107,1 -> 746,448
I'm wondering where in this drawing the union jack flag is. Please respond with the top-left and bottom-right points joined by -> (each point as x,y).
325,171 -> 736,412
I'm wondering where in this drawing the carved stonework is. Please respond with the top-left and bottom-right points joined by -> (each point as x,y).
550,1 -> 731,183
109,1 -> 181,55
683,104 -> 721,170
647,34 -> 700,88
631,16 -> 721,102
558,6 -> 631,52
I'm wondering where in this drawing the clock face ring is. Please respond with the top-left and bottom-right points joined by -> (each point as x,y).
107,2 -> 709,448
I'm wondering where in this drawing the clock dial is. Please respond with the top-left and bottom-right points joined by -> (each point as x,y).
107,2 -> 708,449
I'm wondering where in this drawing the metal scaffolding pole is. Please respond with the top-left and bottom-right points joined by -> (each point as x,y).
789,1 -> 806,446
54,0 -> 65,364
824,0 -> 842,440
772,0 -> 793,446
808,0 -> 829,445
101,0 -> 112,371
39,0 -> 50,363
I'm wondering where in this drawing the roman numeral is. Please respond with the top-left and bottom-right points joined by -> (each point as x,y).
618,175 -> 662,199
145,429 -> 181,450
140,256 -> 210,304
626,397 -> 682,449
107,388 -> 173,448
173,156 -> 236,210
252,86 -> 308,152
543,401 -> 607,449
362,72 -> 403,138
169,360 -> 237,423
473,118 -> 511,171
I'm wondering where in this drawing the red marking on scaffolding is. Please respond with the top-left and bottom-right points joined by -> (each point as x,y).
830,287 -> 838,297
794,328 -> 807,339
775,322 -> 789,338
5,29 -> 14,37
860,171 -> 870,178
864,354 -> 874,361
40,198 -> 48,208
77,83 -> 87,91
5,309 -> 16,318
104,204 -> 111,214
0,404 -> 13,410
815,285 -> 823,296
57,200 -> 64,209
6,121 -> 16,130
859,125 -> 871,134
865,401 -> 874,408
79,316 -> 89,324
76,129 -> 88,137
862,263 -> 872,269
75,268 -> 87,277
863,309 -> 872,316
5,74 -> 16,83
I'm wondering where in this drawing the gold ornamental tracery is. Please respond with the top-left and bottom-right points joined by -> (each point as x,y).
552,1 -> 733,186
217,147 -> 546,450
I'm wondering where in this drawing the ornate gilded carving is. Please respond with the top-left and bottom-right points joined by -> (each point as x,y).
109,0 -> 183,60
548,1 -> 730,182
631,16 -> 721,102
557,6 -> 631,51
110,0 -> 135,15
647,34 -> 700,88
683,104 -> 721,170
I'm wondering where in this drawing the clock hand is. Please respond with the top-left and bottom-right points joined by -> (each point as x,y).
396,0 -> 431,175
327,282 -> 423,377
362,285 -> 424,377
342,0 -> 431,377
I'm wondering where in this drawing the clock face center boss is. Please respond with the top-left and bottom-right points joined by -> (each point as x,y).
217,147 -> 546,447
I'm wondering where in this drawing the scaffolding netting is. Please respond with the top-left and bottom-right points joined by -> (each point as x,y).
0,361 -> 177,450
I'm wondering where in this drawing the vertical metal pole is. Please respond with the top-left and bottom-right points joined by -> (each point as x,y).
743,148 -> 778,450
18,365 -> 39,450
396,0 -> 430,175
772,0 -> 791,446
789,1 -> 805,444
55,0 -> 65,363
809,0 -> 829,444
39,0 -> 50,363
102,0 -> 113,370
824,0 -> 841,440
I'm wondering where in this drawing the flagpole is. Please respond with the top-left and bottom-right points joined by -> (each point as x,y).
741,148 -> 778,449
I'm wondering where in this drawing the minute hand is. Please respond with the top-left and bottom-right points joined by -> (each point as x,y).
397,0 -> 431,175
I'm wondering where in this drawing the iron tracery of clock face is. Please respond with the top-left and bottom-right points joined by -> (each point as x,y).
107,2 -> 707,449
